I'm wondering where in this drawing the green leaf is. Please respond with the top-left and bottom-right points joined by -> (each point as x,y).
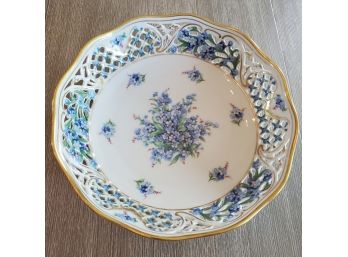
193,45 -> 199,54
135,179 -> 144,185
153,141 -> 165,148
239,183 -> 249,188
239,198 -> 254,205
63,138 -> 70,148
65,119 -> 72,129
207,34 -> 215,44
169,154 -> 181,165
178,117 -> 186,131
178,38 -> 187,44
188,146 -> 195,157
191,144 -> 199,151
200,213 -> 213,220
262,183 -> 271,191
252,171 -> 262,180
152,117 -> 163,131
150,130 -> 163,137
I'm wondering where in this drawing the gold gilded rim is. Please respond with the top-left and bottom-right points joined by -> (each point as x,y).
51,13 -> 299,240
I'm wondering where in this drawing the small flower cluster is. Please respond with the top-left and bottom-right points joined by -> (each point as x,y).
133,90 -> 218,166
127,73 -> 146,88
135,179 -> 161,198
209,162 -> 230,182
100,120 -> 116,143
182,66 -> 204,83
192,159 -> 273,221
63,90 -> 97,169
230,104 -> 244,125
274,94 -> 287,111
176,27 -> 240,78
115,211 -> 137,223
111,32 -> 126,47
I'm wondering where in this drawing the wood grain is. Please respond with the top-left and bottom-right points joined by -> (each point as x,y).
45,0 -> 302,256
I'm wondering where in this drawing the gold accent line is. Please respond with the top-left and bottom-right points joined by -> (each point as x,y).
51,13 -> 299,241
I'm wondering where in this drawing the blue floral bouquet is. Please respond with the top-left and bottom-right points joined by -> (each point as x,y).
133,90 -> 218,166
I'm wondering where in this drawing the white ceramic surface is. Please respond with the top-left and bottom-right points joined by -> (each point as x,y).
52,15 -> 298,239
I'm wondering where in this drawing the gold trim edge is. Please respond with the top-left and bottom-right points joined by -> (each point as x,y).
50,13 -> 299,241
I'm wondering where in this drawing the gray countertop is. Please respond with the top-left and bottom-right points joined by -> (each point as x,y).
46,0 -> 302,256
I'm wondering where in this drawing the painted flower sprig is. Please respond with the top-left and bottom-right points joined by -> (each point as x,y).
127,73 -> 146,88
182,66 -> 204,83
133,90 -> 218,166
176,27 -> 240,78
63,89 -> 97,169
193,159 -> 273,221
230,104 -> 244,125
100,120 -> 116,143
135,179 -> 161,198
273,94 -> 287,111
209,162 -> 230,182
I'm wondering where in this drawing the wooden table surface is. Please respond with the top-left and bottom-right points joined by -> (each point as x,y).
46,0 -> 302,256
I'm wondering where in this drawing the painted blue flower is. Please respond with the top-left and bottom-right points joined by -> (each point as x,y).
247,177 -> 261,189
111,32 -> 126,47
230,104 -> 244,125
182,66 -> 204,83
74,118 -> 88,135
64,128 -> 78,141
262,169 -> 272,182
113,192 -> 121,199
164,213 -> 173,220
209,162 -> 230,182
230,68 -> 238,77
178,29 -> 190,38
192,208 -> 203,216
66,107 -> 76,117
64,98 -> 71,105
252,159 -> 261,170
115,211 -> 137,223
103,184 -> 112,191
274,94 -> 287,111
135,179 -> 160,198
147,44 -> 154,53
176,28 -> 240,78
168,45 -> 177,54
133,90 -> 218,166
196,32 -> 209,45
248,188 -> 260,199
210,203 -> 220,218
100,120 -> 116,143
89,159 -> 98,169
198,45 -> 215,59
68,147 -> 82,162
76,95 -> 88,110
138,48 -> 145,57
77,142 -> 88,153
226,188 -> 243,203
228,204 -> 241,215
88,90 -> 96,99
127,73 -> 146,88
138,205 -> 145,212
151,210 -> 160,217
147,217 -> 156,224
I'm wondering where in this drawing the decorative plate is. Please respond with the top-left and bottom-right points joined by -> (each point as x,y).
52,15 -> 298,240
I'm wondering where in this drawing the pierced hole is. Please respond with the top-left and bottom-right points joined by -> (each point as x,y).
74,80 -> 83,86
